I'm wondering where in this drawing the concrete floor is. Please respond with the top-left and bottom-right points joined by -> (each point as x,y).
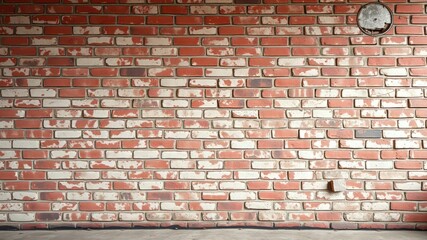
0,229 -> 426,240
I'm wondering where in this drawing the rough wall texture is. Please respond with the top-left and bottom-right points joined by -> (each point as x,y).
0,0 -> 427,230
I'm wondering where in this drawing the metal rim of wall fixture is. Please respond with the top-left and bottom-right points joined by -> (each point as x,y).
357,2 -> 394,36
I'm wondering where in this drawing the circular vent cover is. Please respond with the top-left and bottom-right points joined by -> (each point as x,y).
357,2 -> 393,36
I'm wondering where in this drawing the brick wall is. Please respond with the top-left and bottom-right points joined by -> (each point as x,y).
0,0 -> 427,230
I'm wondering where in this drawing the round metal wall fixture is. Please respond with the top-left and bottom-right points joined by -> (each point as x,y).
357,2 -> 393,36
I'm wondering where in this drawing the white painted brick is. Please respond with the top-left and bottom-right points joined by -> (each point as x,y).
290,171 -> 314,180
206,171 -> 231,179
355,99 -> 380,108
44,120 -> 71,128
317,89 -> 340,98
287,192 -> 315,200
230,192 -> 257,200
0,100 -> 13,108
338,161 -> 365,169
47,171 -> 72,180
93,192 -> 119,201
219,130 -> 244,139
180,171 -> 205,180
275,99 -> 301,108
101,100 -> 131,108
280,160 -> 306,169
340,140 -> 364,149
55,130 -> 81,139
288,120 -> 315,129
317,191 -> 346,200
198,161 -> 223,169
206,68 -> 233,77
134,150 -> 160,159
379,171 -> 407,180
294,68 -> 319,76
106,150 -> 133,159
245,202 -> 272,210
205,110 -> 230,118
395,139 -> 420,149
43,99 -> 71,107
312,140 -> 338,149
99,120 -> 125,129
189,79 -> 217,87
302,99 -> 328,108
176,110 -> 203,118
219,181 -> 246,190
51,150 -> 77,159
274,202 -> 302,210
278,58 -> 306,66
9,213 -> 35,222
0,193 -> 11,201
235,171 -> 260,179
232,110 -> 258,119
366,161 -> 393,169
409,171 -> 427,180
313,110 -> 333,118
13,191 -> 38,200
369,89 -> 395,98
16,27 -> 42,35
12,140 -> 39,149
135,58 -> 162,66
102,171 -> 126,179
361,109 -> 387,118
164,131 -> 190,139
252,161 -> 276,169
342,89 -> 368,98
76,58 -> 104,66
56,110 -> 83,119
398,119 -> 425,129
161,202 -> 187,211
374,213 -> 400,222
380,68 -> 408,77
139,181 -> 163,190
171,160 -> 195,169
381,99 -> 407,108
394,182 -> 421,190
119,213 -> 145,221
231,140 -> 255,149
0,121 -> 14,129
162,151 -> 188,159
1,89 -> 29,97
162,100 -> 189,108
324,171 -> 349,179
83,130 -> 108,139
366,140 -> 392,149
345,212 -> 373,222
287,110 -> 311,118
298,150 -> 323,160
73,26 -> 101,35
361,202 -> 389,211
115,37 -> 143,46
190,151 -> 215,159
76,172 -> 100,180
0,150 -> 20,159
302,181 -> 328,190
396,89 -> 424,98
161,78 -> 187,87
152,48 -> 177,56
145,37 -> 172,46
212,120 -> 233,129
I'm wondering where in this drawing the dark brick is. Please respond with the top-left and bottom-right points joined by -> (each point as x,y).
120,68 -> 146,77
247,79 -> 273,88
355,130 -> 382,138
235,0 -> 261,3
35,213 -> 61,221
